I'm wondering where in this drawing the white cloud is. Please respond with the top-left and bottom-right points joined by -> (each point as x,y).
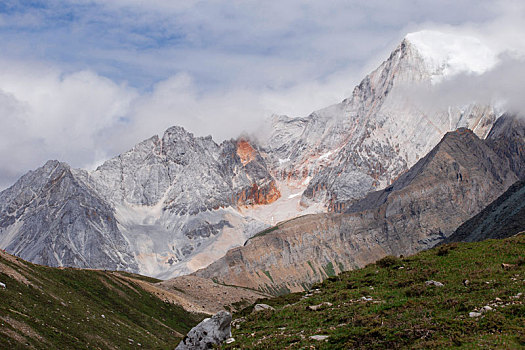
0,0 -> 524,189
0,61 -> 136,187
0,59 -> 355,189
398,0 -> 525,117
405,55 -> 525,118
99,67 -> 358,158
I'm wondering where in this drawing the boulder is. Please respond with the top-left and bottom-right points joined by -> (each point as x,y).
176,311 -> 232,350
307,302 -> 333,311
425,280 -> 444,287
252,304 -> 275,313
501,263 -> 516,270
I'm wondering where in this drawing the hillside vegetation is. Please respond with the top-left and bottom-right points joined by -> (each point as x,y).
0,251 -> 206,349
225,233 -> 525,349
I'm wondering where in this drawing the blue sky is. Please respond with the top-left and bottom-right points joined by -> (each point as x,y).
0,0 -> 524,188
0,0 -> 498,90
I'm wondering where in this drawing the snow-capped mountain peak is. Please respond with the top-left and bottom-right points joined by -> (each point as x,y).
405,30 -> 498,83
0,32 -> 506,280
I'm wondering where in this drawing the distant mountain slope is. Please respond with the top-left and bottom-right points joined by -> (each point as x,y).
443,179 -> 525,243
263,34 -> 497,211
195,128 -> 518,294
0,130 -> 275,277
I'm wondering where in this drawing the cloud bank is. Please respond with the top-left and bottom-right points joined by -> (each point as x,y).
0,0 -> 524,188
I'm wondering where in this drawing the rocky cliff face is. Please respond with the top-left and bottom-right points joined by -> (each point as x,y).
84,127 -> 279,214
194,129 -> 519,294
438,114 -> 525,242
485,114 -> 525,179
442,179 -> 525,243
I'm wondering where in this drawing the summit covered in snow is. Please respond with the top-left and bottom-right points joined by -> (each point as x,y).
405,30 -> 498,83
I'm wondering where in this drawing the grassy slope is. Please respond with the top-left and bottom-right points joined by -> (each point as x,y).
225,234 -> 525,349
0,253 -> 206,349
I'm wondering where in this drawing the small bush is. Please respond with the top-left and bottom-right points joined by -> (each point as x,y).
437,246 -> 450,256
327,276 -> 338,282
396,279 -> 415,288
457,302 -> 469,312
376,255 -> 402,268
437,243 -> 458,256
346,281 -> 357,289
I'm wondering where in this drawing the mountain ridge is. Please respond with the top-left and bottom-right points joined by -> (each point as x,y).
0,31 -> 511,279
193,126 -> 520,294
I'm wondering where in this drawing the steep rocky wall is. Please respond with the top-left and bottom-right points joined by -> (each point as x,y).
195,129 -> 518,294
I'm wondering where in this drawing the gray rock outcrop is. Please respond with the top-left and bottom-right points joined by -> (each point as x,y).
442,179 -> 525,243
175,311 -> 232,350
485,114 -> 525,179
252,303 -> 275,312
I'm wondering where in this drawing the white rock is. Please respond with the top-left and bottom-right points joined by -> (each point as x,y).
310,335 -> 329,341
0,282 -> 5,289
253,304 -> 275,312
307,302 -> 333,311
469,312 -> 482,318
482,306 -> 493,312
425,280 -> 444,287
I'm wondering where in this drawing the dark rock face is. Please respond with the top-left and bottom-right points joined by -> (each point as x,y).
443,179 -> 525,243
183,220 -> 233,240
195,129 -> 518,294
175,311 -> 232,350
0,160 -> 137,270
485,114 -> 525,179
